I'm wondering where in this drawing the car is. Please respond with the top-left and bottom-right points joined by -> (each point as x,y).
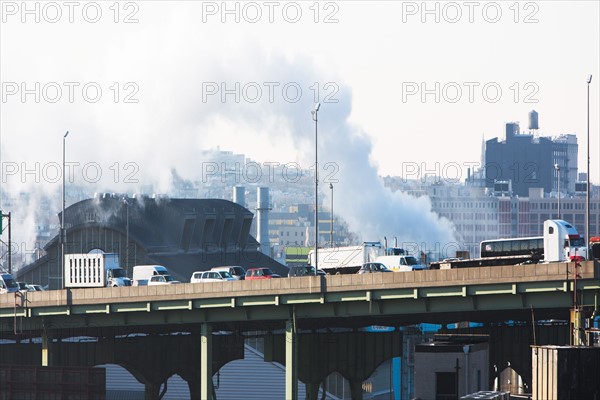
245,268 -> 279,280
211,266 -> 246,280
27,284 -> 45,292
191,271 -> 236,283
147,275 -> 180,285
288,266 -> 326,277
357,262 -> 393,274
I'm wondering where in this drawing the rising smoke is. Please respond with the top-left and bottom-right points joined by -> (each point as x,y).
1,5 -> 457,268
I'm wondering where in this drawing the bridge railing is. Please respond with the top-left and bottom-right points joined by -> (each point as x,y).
1,261 -> 596,309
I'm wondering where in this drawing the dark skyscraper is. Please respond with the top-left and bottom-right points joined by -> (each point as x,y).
485,122 -> 578,197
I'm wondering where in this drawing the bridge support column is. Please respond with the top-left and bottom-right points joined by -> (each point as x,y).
305,382 -> 320,400
201,323 -> 213,400
286,319 -> 298,400
187,380 -> 201,400
144,383 -> 161,400
41,331 -> 49,366
349,379 -> 363,400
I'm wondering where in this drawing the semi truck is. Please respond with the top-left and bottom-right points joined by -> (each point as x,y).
430,219 -> 588,269
64,252 -> 132,287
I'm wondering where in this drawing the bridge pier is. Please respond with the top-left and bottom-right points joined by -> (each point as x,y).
41,331 -> 49,367
305,382 -> 320,400
349,380 -> 363,400
143,382 -> 162,400
286,319 -> 298,400
200,323 -> 214,400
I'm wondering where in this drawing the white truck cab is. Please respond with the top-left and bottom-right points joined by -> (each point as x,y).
543,219 -> 587,262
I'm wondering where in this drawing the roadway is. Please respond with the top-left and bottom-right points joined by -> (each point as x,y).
2,261 -> 599,336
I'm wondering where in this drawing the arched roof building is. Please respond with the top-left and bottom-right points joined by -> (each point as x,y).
17,195 -> 285,288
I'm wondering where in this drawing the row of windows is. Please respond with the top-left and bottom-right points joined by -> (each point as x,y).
454,224 -> 497,232
278,231 -> 304,237
434,202 -> 498,209
529,203 -> 594,210
435,201 -> 598,211
437,213 -> 498,220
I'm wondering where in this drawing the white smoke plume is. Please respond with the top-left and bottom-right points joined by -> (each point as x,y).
1,4 -> 458,266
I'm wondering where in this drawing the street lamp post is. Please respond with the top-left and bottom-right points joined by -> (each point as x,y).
123,198 -> 130,275
311,103 -> 320,275
329,183 -> 333,247
555,163 -> 561,219
61,131 -> 69,290
586,75 -> 592,248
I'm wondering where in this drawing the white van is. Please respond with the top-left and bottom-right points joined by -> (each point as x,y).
133,265 -> 172,286
0,273 -> 19,293
375,255 -> 427,272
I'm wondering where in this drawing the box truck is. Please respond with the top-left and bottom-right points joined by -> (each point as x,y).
132,265 -> 179,286
64,253 -> 131,288
308,242 -> 383,274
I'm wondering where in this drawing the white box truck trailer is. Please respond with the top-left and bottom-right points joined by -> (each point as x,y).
64,253 -> 131,288
308,242 -> 383,274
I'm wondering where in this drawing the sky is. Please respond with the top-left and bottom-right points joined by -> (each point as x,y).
0,0 -> 599,252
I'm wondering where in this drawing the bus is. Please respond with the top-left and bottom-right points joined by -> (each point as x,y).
480,236 -> 544,259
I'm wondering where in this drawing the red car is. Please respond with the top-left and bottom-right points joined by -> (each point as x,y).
245,268 -> 279,280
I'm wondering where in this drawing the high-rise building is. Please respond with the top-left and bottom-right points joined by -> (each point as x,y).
485,119 -> 578,197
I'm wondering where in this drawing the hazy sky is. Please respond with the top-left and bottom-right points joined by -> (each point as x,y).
0,0 -> 599,255
1,1 -> 599,190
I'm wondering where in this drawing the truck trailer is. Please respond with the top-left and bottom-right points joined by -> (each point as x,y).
64,252 -> 132,288
308,242 -> 382,274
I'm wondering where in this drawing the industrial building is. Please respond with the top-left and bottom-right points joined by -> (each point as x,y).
485,111 -> 579,197
16,194 -> 286,288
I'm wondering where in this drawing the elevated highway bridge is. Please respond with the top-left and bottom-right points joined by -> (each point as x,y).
1,261 -> 599,399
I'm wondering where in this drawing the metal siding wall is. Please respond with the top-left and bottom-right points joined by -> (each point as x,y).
101,345 -> 339,400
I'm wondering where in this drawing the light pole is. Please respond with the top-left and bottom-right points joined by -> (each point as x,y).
555,163 -> 561,219
311,103 -> 320,275
586,75 -> 592,248
122,198 -> 130,275
329,183 -> 333,247
61,131 -> 69,290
